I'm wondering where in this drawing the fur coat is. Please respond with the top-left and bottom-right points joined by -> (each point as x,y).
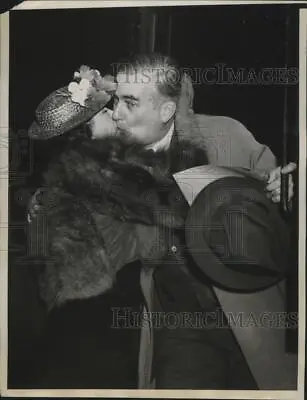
29,132 -> 208,310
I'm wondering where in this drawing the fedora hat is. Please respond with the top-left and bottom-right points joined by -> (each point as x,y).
182,170 -> 289,292
28,66 -> 116,140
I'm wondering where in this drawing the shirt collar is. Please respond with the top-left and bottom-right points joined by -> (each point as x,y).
145,122 -> 175,152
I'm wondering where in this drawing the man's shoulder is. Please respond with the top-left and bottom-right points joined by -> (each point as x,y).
192,113 -> 277,171
192,113 -> 266,167
194,113 -> 252,138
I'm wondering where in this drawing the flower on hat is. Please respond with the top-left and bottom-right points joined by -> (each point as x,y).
68,78 -> 91,106
68,65 -> 117,108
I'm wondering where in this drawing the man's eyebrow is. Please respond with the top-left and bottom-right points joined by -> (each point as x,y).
122,95 -> 139,102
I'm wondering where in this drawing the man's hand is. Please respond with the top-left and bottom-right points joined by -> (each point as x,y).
265,162 -> 297,204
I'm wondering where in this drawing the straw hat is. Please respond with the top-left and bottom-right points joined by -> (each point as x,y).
28,66 -> 117,140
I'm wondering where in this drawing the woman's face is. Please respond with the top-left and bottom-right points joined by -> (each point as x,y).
88,108 -> 117,139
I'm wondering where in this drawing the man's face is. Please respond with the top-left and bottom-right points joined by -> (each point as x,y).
112,71 -> 169,146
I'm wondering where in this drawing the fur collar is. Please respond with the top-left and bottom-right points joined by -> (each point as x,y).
34,125 -> 208,309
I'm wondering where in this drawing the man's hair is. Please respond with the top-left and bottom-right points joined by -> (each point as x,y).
116,52 -> 183,103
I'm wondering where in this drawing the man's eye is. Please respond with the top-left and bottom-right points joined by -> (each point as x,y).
126,101 -> 137,108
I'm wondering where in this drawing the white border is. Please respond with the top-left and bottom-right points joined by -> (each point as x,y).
0,9 -> 9,398
10,0 -> 307,10
297,7 -> 307,400
1,1 -> 306,399
0,389 -> 301,398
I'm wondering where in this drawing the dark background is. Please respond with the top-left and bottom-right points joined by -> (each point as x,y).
8,4 -> 300,388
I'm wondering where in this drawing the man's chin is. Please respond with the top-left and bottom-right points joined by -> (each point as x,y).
115,128 -> 148,146
116,129 -> 135,143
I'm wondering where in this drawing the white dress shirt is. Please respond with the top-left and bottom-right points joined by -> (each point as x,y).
145,122 -> 175,152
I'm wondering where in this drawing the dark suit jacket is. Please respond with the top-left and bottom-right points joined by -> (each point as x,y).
139,135 -> 289,389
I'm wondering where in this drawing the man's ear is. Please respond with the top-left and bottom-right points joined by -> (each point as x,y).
160,101 -> 176,123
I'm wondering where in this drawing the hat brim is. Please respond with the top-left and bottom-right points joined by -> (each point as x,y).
28,83 -> 113,140
185,176 -> 289,292
28,104 -> 104,140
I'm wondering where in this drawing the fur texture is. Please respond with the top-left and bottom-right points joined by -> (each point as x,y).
30,131 -> 208,309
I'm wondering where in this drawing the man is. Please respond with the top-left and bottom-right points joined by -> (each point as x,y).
109,53 -> 293,389
88,58 -> 295,204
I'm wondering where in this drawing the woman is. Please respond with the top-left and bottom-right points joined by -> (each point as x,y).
26,65 -> 210,389
26,66 -> 143,388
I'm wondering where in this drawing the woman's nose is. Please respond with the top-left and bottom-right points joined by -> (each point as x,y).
105,108 -> 113,117
112,102 -> 122,121
112,108 -> 119,121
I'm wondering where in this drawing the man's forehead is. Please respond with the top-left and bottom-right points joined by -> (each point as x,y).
116,71 -> 158,97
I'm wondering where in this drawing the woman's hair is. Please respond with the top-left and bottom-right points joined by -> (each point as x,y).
35,123 -> 92,178
65,123 -> 93,141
